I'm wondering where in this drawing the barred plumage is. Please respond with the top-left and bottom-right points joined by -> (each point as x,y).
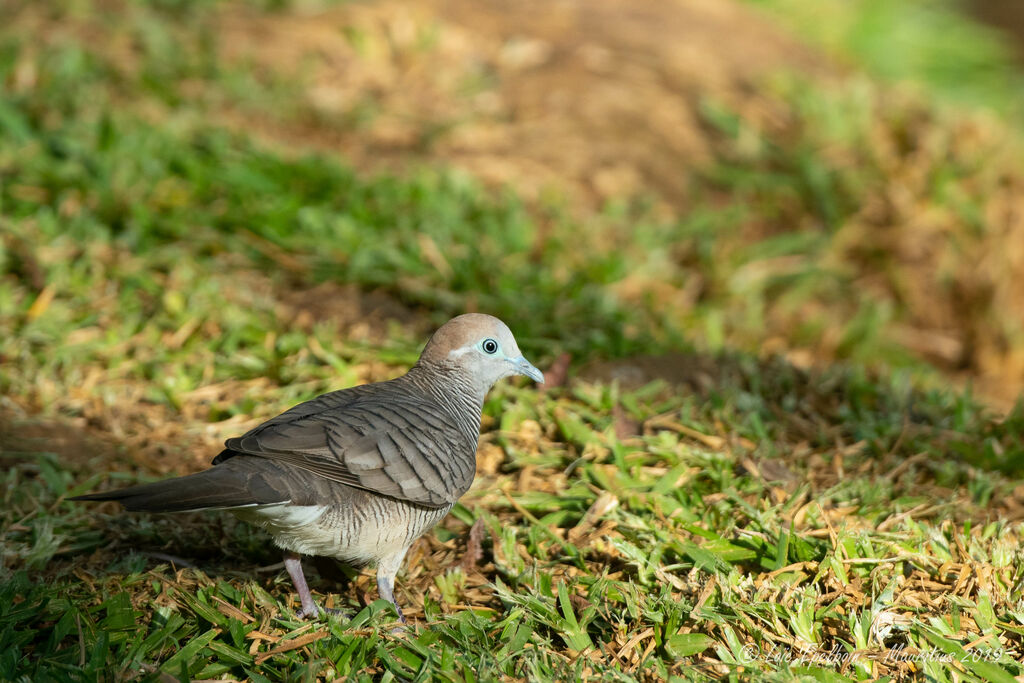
71,314 -> 544,622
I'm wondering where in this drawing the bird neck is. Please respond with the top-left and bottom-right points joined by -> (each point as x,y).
405,363 -> 485,442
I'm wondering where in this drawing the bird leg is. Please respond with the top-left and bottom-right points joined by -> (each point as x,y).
283,552 -> 349,619
376,548 -> 409,624
284,551 -> 321,619
377,574 -> 406,624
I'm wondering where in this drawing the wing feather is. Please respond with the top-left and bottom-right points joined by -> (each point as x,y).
215,380 -> 476,508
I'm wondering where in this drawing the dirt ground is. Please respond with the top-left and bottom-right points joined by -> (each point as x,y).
213,0 -> 826,214
972,0 -> 1024,57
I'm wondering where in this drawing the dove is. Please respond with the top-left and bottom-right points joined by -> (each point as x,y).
71,313 -> 544,622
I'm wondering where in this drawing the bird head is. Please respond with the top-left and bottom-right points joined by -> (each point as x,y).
417,313 -> 544,390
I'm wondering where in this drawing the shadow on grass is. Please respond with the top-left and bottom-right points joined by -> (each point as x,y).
580,349 -> 1024,479
1,408 -> 306,585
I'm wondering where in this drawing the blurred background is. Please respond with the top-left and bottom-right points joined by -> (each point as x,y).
4,0 -> 1024,461
7,3 -> 1024,676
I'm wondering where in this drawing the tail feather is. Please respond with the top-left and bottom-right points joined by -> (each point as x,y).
69,465 -> 290,512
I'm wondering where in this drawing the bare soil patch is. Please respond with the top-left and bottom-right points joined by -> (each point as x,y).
277,281 -> 430,343
214,0 -> 824,213
0,401 -> 122,473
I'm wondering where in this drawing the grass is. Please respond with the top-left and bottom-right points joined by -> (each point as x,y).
7,0 -> 1024,392
4,0 -> 1024,680
6,363 -> 1024,680
745,0 -> 1024,115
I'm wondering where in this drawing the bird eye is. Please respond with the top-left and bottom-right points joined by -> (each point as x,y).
482,338 -> 499,354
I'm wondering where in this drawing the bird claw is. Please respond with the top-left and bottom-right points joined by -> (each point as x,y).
293,605 -> 321,620
294,603 -> 349,620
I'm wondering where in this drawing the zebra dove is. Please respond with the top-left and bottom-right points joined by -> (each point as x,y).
71,313 -> 544,622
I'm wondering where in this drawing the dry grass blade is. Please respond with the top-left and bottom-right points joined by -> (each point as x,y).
253,630 -> 330,665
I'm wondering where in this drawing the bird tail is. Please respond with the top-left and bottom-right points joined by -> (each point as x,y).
68,468 -> 271,513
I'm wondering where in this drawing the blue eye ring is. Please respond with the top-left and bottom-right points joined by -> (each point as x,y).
482,338 -> 499,354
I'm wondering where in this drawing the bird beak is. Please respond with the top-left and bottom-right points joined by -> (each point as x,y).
510,356 -> 545,383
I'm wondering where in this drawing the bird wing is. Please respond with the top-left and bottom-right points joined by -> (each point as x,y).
219,388 -> 477,508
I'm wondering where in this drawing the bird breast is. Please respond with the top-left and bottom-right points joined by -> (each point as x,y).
231,492 -> 452,567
